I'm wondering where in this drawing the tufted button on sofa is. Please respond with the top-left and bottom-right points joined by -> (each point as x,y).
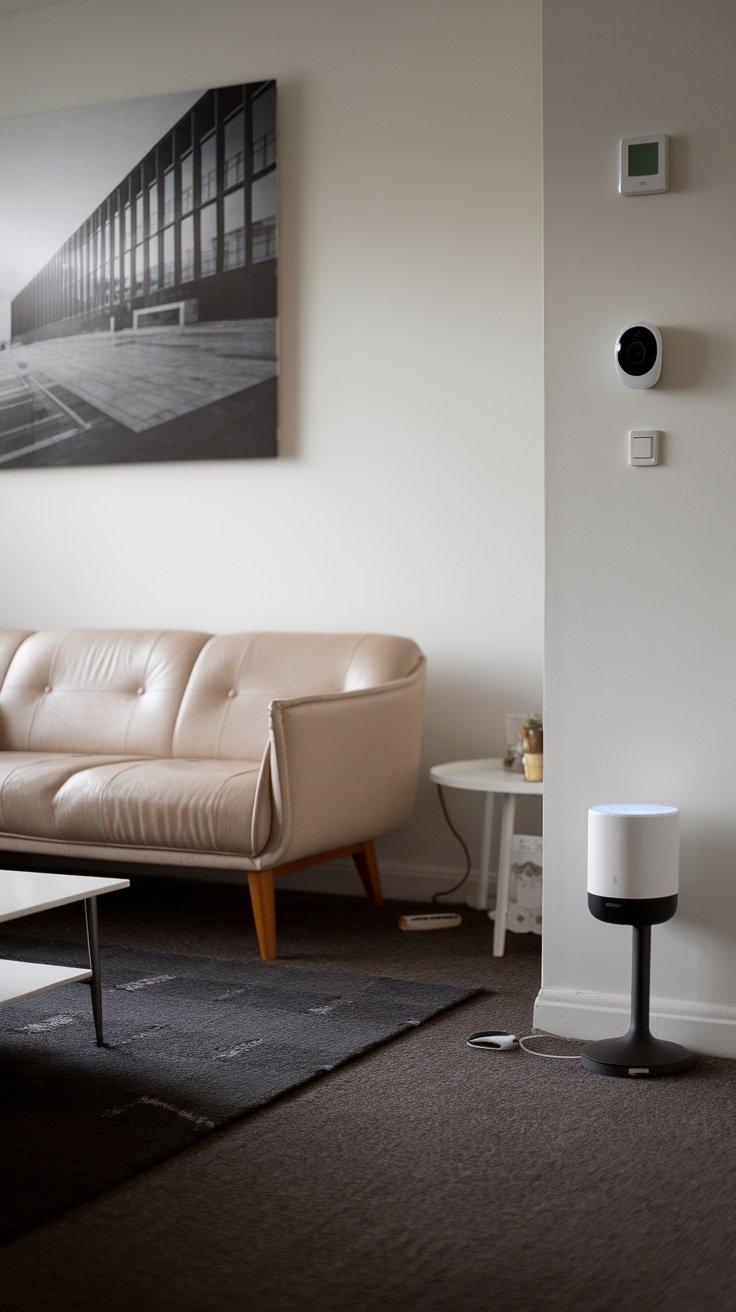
0,629 -> 426,959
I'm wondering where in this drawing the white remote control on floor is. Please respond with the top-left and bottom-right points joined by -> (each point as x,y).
398,913 -> 462,931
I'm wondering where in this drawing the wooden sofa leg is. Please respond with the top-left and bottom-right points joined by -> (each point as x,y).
247,871 -> 277,961
352,841 -> 384,907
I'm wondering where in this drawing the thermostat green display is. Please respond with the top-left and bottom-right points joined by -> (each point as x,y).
619,134 -> 669,195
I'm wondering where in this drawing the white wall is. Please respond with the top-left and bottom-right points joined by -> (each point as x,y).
0,0 -> 544,896
540,0 -> 736,1055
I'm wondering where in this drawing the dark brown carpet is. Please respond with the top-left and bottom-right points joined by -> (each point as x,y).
1,876 -> 735,1312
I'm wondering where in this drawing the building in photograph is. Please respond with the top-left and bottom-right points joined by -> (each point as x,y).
0,80 -> 277,467
11,81 -> 277,343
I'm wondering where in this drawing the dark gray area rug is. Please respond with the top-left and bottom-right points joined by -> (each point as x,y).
0,936 -> 479,1243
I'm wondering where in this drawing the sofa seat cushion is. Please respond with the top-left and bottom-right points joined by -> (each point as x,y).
0,752 -> 144,839
0,752 -> 267,859
53,758 -> 267,857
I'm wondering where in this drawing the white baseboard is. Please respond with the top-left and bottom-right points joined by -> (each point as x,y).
150,858 -> 492,905
534,986 -> 736,1060
277,858 -> 492,907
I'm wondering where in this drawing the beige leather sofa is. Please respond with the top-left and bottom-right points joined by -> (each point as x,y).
0,629 -> 426,959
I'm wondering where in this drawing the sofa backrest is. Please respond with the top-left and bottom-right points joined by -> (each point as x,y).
0,629 -> 210,756
0,629 -> 423,762
172,632 -> 424,761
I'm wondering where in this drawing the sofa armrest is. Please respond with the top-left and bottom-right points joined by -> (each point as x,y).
252,661 -> 426,869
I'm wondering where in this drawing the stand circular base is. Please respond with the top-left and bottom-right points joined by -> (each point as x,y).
581,1035 -> 694,1078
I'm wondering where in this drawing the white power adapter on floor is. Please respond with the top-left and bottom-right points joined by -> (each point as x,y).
398,913 -> 462,931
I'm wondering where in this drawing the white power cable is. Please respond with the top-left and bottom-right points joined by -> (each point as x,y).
518,1033 -> 582,1060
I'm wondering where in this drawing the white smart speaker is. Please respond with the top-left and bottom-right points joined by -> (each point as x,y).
587,803 -> 679,922
581,803 -> 693,1079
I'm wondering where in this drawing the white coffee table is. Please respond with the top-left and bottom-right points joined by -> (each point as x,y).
429,758 -> 543,957
0,871 -> 129,1045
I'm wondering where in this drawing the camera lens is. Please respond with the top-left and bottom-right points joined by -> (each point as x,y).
617,325 -> 657,376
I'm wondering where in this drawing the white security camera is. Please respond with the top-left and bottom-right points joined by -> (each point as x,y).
615,322 -> 662,388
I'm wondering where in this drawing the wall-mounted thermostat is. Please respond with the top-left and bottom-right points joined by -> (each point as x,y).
619,135 -> 669,195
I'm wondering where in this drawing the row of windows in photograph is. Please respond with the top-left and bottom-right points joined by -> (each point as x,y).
12,82 -> 276,335
19,182 -> 275,321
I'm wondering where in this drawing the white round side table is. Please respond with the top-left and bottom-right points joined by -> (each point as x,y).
429,757 -> 543,957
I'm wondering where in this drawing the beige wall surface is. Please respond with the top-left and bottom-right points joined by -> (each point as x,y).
0,0 -> 544,894
541,0 -> 736,1054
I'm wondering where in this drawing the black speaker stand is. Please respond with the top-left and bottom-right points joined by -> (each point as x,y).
580,924 -> 694,1078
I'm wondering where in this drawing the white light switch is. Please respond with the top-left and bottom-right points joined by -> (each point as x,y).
629,429 -> 659,466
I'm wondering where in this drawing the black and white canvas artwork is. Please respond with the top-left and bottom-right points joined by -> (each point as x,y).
0,81 -> 277,467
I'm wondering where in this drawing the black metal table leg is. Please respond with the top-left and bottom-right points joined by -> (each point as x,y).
84,896 -> 104,1046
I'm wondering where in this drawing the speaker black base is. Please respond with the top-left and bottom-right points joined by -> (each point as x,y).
587,891 -> 678,926
581,1033 -> 694,1078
